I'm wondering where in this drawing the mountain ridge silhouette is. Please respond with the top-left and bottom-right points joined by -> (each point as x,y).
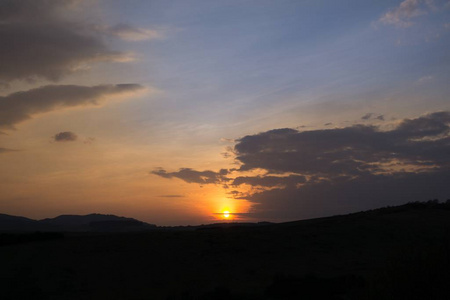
0,213 -> 156,232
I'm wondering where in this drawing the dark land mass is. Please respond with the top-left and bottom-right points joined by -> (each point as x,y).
0,213 -> 157,233
1,201 -> 450,299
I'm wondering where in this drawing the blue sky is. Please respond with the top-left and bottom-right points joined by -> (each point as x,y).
107,0 -> 450,136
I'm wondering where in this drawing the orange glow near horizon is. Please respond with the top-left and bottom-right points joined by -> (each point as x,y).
193,186 -> 250,222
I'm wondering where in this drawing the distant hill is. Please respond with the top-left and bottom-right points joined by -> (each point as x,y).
0,213 -> 156,232
0,214 -> 52,232
40,213 -> 136,226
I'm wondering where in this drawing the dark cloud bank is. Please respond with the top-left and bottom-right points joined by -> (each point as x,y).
0,0 -> 132,84
154,112 -> 450,221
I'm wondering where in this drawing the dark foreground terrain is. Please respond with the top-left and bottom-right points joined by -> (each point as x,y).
2,201 -> 450,299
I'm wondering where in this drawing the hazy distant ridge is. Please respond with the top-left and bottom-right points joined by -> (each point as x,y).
0,213 -> 156,232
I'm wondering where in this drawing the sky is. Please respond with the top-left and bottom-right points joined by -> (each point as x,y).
1,0 -> 449,225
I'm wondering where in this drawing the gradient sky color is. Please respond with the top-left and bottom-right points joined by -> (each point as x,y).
1,0 -> 450,225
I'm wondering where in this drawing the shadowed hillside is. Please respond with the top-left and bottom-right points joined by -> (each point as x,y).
1,201 -> 450,299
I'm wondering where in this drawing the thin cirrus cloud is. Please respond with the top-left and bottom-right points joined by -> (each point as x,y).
53,131 -> 78,142
378,0 -> 448,28
379,0 -> 427,28
106,24 -> 163,41
0,147 -> 17,154
0,84 -> 145,130
154,111 -> 450,220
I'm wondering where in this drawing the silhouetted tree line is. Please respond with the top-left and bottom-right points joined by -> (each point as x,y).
369,199 -> 450,215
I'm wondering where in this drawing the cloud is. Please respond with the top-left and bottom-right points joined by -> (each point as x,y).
235,112 -> 450,176
361,113 -> 374,120
53,131 -> 77,142
106,24 -> 162,41
379,0 -> 426,27
154,111 -> 450,220
151,168 -> 230,184
0,147 -> 17,154
0,84 -> 144,129
417,75 -> 434,83
83,137 -> 96,144
0,0 -> 134,83
378,0 -> 449,28
361,113 -> 385,121
232,175 -> 306,187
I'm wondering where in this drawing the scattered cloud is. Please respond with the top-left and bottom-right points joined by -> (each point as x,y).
221,152 -> 233,158
0,0 -> 135,83
106,24 -> 163,41
83,137 -> 96,145
0,84 -> 144,130
378,0 -> 449,29
220,146 -> 235,159
53,131 -> 78,142
417,75 -> 434,83
220,138 -> 235,143
361,113 -> 374,120
151,168 -> 230,184
361,113 -> 385,121
379,0 -> 426,28
0,147 -> 18,154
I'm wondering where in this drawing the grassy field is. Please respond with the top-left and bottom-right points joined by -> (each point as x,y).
1,203 -> 450,299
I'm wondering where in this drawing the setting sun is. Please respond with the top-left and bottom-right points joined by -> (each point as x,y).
223,211 -> 230,218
